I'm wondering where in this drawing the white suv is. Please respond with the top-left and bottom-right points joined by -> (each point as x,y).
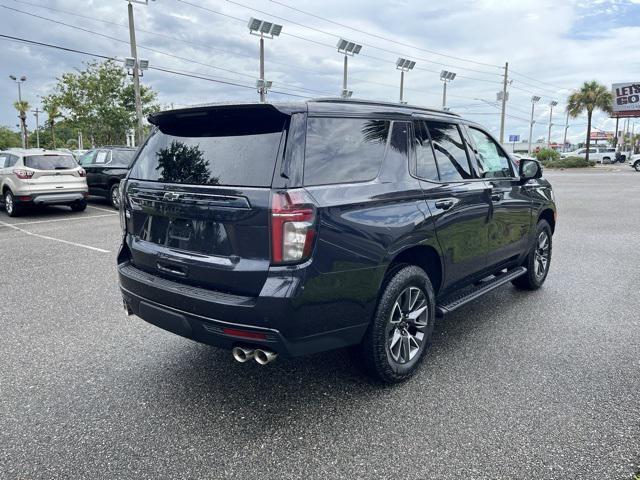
0,149 -> 88,217
560,146 -> 617,163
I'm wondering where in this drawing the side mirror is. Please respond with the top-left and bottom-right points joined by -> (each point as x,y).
519,158 -> 542,183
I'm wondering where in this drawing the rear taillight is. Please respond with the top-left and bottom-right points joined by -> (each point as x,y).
270,189 -> 317,265
14,169 -> 34,179
119,181 -> 128,234
78,168 -> 86,177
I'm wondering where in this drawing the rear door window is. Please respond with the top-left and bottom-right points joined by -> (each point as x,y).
304,117 -> 389,186
129,117 -> 284,186
413,121 -> 439,181
111,149 -> 136,167
24,155 -> 77,170
425,121 -> 472,182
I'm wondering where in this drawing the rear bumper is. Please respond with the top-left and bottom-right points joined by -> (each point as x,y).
118,261 -> 368,358
31,192 -> 87,205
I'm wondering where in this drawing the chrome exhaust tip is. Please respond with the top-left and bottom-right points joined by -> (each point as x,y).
232,346 -> 255,363
254,349 -> 278,365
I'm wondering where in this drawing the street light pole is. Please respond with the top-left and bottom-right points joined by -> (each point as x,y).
342,54 -> 348,97
528,96 -> 541,155
337,39 -> 362,98
442,81 -> 447,109
440,70 -> 456,110
547,101 -> 557,148
563,110 -> 570,152
259,35 -> 265,102
248,18 -> 282,102
9,75 -> 27,148
395,58 -> 415,104
127,1 -> 145,146
33,108 -> 40,149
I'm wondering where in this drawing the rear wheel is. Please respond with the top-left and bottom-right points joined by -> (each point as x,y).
109,183 -> 120,210
71,200 -> 87,212
512,220 -> 552,290
354,265 -> 435,383
634,161 -> 640,172
4,190 -> 20,217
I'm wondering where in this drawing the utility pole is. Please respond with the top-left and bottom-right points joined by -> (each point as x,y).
563,110 -> 570,152
127,1 -> 145,146
547,101 -> 557,148
499,62 -> 509,144
614,117 -> 619,149
33,108 -> 40,148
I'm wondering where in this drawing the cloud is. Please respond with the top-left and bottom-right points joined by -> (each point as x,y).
1,0 -> 638,145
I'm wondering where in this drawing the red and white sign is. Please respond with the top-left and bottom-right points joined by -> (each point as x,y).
589,131 -> 614,140
612,83 -> 640,118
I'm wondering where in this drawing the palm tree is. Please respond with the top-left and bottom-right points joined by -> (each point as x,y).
567,81 -> 613,162
13,100 -> 30,148
43,99 -> 62,148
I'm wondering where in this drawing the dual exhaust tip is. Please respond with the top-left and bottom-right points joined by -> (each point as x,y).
232,346 -> 278,365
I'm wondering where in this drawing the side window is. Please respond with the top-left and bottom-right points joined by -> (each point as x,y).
412,121 -> 439,181
425,121 -> 472,182
94,150 -> 110,164
79,150 -> 96,166
0,156 -> 7,168
588,148 -> 596,154
304,117 -> 389,186
9,155 -> 19,167
468,127 -> 513,178
577,149 -> 586,155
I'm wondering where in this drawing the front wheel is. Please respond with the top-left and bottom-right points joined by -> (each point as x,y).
354,265 -> 436,383
634,161 -> 640,172
109,183 -> 121,210
512,220 -> 552,290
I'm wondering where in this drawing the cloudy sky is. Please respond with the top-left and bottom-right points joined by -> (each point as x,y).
1,0 -> 639,144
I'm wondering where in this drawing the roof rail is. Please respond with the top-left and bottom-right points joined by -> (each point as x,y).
310,97 -> 460,117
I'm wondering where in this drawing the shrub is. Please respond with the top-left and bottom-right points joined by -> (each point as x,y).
535,148 -> 560,162
542,156 -> 595,168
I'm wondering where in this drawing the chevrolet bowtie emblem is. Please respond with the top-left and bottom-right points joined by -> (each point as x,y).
163,192 -> 180,201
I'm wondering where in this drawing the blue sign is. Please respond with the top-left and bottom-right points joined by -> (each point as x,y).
509,135 -> 520,142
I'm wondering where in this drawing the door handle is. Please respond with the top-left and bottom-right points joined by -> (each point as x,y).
435,200 -> 454,210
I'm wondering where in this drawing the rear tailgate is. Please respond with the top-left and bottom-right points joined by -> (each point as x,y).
123,104 -> 290,297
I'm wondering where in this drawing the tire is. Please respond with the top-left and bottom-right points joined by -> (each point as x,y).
602,157 -> 610,164
71,199 -> 87,212
512,220 -> 552,290
109,183 -> 120,210
634,161 -> 640,172
4,190 -> 20,217
354,265 -> 436,383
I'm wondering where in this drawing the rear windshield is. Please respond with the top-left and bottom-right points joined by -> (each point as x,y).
129,110 -> 285,186
25,155 -> 77,170
111,149 -> 136,166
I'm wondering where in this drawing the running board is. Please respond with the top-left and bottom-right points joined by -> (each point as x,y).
435,267 -> 527,316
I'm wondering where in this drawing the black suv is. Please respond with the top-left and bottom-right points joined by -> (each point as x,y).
117,99 -> 556,383
79,147 -> 137,209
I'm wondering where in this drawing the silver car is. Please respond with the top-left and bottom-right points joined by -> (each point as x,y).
0,149 -> 88,217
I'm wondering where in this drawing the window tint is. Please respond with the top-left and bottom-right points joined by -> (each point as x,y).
413,121 -> 439,180
425,121 -> 472,181
129,122 -> 284,187
304,117 -> 389,185
469,127 -> 513,178
111,149 -> 136,166
24,155 -> 77,170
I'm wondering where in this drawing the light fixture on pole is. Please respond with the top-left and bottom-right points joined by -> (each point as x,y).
396,58 -> 416,104
9,74 -> 28,148
528,95 -> 541,154
547,100 -> 558,148
337,38 -> 362,99
248,17 -> 282,103
125,0 -> 154,146
439,70 -> 456,109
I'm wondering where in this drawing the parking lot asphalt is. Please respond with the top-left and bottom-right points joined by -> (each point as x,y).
1,172 -> 639,480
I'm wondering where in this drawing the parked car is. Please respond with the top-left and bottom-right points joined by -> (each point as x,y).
79,147 -> 137,209
0,149 -> 88,217
117,99 -> 556,383
628,154 -> 640,171
560,146 -> 617,163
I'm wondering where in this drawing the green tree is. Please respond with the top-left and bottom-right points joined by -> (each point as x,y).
567,81 -> 613,162
0,126 -> 21,150
13,100 -> 30,147
47,59 -> 159,146
42,96 -> 62,148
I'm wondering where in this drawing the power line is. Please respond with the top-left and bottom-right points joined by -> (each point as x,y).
268,0 -> 504,69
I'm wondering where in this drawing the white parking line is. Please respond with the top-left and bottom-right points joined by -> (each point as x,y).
87,205 -> 118,213
0,213 -> 117,227
0,220 -> 110,253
